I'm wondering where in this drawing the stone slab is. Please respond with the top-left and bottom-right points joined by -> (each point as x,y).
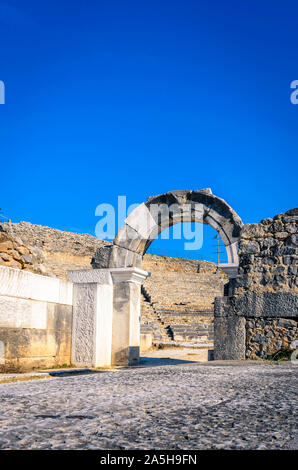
0,266 -> 72,305
110,267 -> 149,284
214,315 -> 246,360
68,269 -> 112,285
71,282 -> 113,367
125,203 -> 157,239
0,327 -> 71,368
234,292 -> 298,318
0,295 -> 47,329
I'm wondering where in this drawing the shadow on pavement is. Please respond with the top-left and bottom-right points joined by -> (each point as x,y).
137,356 -> 199,367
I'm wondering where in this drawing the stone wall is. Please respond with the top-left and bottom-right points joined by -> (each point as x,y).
215,208 -> 298,360
235,208 -> 298,295
246,318 -> 297,359
0,266 -> 73,371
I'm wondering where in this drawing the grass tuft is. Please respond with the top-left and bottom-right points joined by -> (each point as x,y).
266,349 -> 293,361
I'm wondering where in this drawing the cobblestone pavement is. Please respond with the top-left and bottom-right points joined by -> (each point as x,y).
0,360 -> 297,450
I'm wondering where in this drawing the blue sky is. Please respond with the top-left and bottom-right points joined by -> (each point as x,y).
0,1 -> 297,262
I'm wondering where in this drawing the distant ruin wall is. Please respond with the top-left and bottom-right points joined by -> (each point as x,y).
0,221 -> 110,279
0,227 -> 47,276
215,208 -> 298,359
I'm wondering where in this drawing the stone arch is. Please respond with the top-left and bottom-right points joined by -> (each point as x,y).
92,189 -> 243,271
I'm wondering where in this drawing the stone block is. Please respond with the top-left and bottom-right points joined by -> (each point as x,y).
91,245 -> 142,269
111,268 -> 148,366
0,295 -> 47,329
0,328 -> 71,369
0,266 -> 72,305
91,245 -> 113,269
241,224 -> 264,239
261,237 -> 277,250
140,333 -> 153,352
110,246 -> 143,268
233,291 -> 298,318
0,241 -> 13,251
0,252 -> 10,261
285,208 -> 298,216
113,224 -> 147,254
125,203 -> 157,240
262,256 -> 278,266
46,303 -> 72,332
288,266 -> 298,275
68,268 -> 112,284
286,234 -> 298,247
214,314 -> 246,360
260,218 -> 273,225
239,241 -> 260,255
285,223 -> 297,234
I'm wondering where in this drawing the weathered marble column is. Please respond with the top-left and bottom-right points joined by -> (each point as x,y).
68,269 -> 113,367
110,267 -> 148,366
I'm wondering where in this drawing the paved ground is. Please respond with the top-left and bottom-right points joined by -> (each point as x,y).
142,346 -> 212,363
0,357 -> 297,450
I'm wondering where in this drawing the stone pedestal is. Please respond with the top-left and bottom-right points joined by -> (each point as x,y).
68,269 -> 113,367
110,268 -> 148,366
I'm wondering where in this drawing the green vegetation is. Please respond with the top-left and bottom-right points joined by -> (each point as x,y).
266,349 -> 293,361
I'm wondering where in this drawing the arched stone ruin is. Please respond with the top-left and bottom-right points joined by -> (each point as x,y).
1,192 -> 296,369
68,189 -> 297,368
68,189 -> 244,368
91,188 -> 243,274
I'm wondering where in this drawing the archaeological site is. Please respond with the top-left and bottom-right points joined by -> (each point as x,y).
0,189 -> 297,371
1,0 -> 297,454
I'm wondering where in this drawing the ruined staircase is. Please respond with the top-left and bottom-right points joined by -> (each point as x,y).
141,286 -> 173,342
140,256 -> 228,346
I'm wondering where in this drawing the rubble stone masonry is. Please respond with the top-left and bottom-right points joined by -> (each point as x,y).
215,208 -> 298,359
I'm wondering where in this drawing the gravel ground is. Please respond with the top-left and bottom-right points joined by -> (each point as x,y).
0,360 -> 297,450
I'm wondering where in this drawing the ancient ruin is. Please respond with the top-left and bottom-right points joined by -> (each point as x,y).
0,189 -> 297,370
215,208 -> 298,360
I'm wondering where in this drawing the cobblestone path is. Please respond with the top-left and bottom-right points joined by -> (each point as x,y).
0,361 -> 297,450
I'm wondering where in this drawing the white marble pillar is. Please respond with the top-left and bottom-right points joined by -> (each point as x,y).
110,267 -> 148,366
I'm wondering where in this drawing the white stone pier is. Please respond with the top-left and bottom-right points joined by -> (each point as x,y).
68,267 -> 148,368
110,268 -> 148,366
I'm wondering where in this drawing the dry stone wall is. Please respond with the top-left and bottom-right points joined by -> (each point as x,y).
245,318 -> 297,359
0,227 -> 46,276
238,209 -> 298,358
235,208 -> 298,295
215,208 -> 298,360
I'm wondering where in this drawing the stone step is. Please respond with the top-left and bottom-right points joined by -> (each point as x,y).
140,264 -> 224,345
